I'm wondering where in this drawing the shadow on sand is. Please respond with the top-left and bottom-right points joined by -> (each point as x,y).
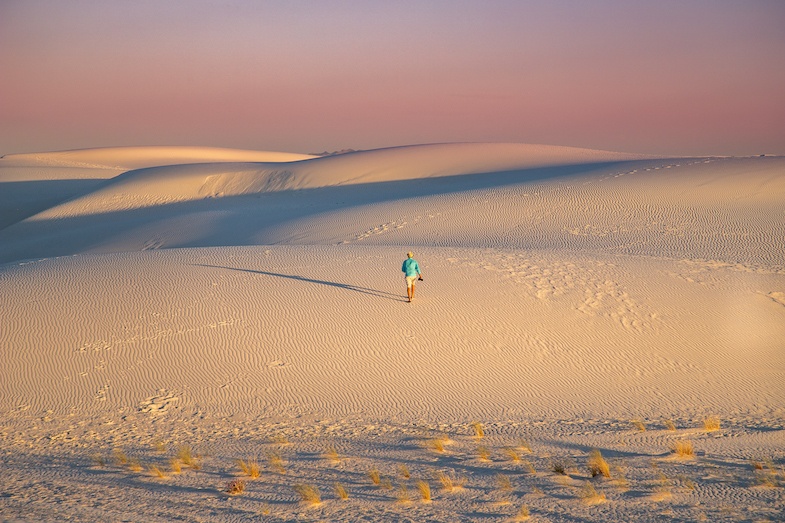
194,264 -> 407,302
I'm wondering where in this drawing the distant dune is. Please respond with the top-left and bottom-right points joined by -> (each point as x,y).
1,143 -> 783,522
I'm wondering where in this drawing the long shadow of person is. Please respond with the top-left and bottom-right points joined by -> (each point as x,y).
194,264 -> 406,302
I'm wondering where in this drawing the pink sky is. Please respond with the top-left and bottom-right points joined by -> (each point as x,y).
1,0 -> 784,156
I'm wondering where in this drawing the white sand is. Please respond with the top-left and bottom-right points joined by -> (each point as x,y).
1,144 -> 783,522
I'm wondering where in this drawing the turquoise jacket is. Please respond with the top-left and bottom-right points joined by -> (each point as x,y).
402,258 -> 421,277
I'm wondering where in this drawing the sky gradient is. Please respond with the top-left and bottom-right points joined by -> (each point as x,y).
2,0 -> 784,156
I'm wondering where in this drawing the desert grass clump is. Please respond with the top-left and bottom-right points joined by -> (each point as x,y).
522,459 -> 536,475
176,445 -> 200,469
92,454 -> 107,467
663,419 -> 677,431
516,439 -> 533,453
293,484 -> 321,505
579,481 -> 606,505
169,458 -> 182,474
671,439 -> 695,458
237,459 -> 260,478
323,447 -> 341,464
128,458 -> 143,472
398,463 -> 411,479
632,419 -> 647,432
396,483 -> 411,503
334,483 -> 349,500
153,441 -> 167,453
495,473 -> 513,491
435,470 -> 465,492
113,449 -> 129,466
477,445 -> 491,462
587,449 -> 611,479
148,464 -> 167,479
416,480 -> 432,503
426,435 -> 450,453
513,504 -> 530,521
703,416 -> 721,432
267,451 -> 286,474
368,467 -> 382,486
552,461 -> 567,475
504,448 -> 521,463
471,421 -> 485,439
226,479 -> 245,496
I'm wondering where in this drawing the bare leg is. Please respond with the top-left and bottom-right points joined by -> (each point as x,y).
410,283 -> 415,301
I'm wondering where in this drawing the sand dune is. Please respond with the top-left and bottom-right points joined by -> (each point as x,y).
1,143 -> 783,522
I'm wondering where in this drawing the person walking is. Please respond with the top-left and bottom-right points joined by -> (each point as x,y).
401,251 -> 422,303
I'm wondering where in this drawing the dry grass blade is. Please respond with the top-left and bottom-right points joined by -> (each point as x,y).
237,459 -> 260,478
368,467 -> 381,486
513,504 -> 530,521
293,484 -> 321,505
169,458 -> 182,474
396,483 -> 411,503
495,473 -> 512,491
703,416 -> 721,431
267,451 -> 286,474
334,483 -> 349,500
672,439 -> 695,458
398,463 -> 411,479
632,419 -> 647,431
587,449 -> 611,478
417,480 -> 432,503
504,448 -> 521,462
477,445 -> 491,462
552,461 -> 567,475
579,481 -> 606,505
663,419 -> 677,431
323,447 -> 341,464
435,470 -> 464,492
471,421 -> 484,439
148,465 -> 167,479
113,449 -> 128,466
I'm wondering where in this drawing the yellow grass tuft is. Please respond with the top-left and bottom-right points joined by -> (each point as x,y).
267,451 -> 286,474
703,416 -> 721,431
587,449 -> 611,479
176,445 -> 200,469
293,484 -> 321,505
503,448 -> 521,463
416,480 -> 432,503
396,483 -> 411,504
427,435 -> 449,453
237,459 -> 260,478
398,463 -> 411,479
153,441 -> 167,453
368,467 -> 382,486
632,419 -> 647,432
516,439 -> 533,453
148,465 -> 167,479
671,440 -> 695,458
113,449 -> 129,466
552,461 -> 567,475
522,459 -> 536,474
663,419 -> 677,431
471,421 -> 485,439
477,445 -> 491,462
579,481 -> 607,505
323,447 -> 341,464
334,483 -> 349,500
169,458 -> 182,474
650,486 -> 673,502
513,504 -> 530,521
226,479 -> 245,496
495,473 -> 513,491
435,470 -> 465,492
128,458 -> 143,472
92,454 -> 106,467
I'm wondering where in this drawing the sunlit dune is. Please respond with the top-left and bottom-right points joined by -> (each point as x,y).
1,143 -> 783,522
